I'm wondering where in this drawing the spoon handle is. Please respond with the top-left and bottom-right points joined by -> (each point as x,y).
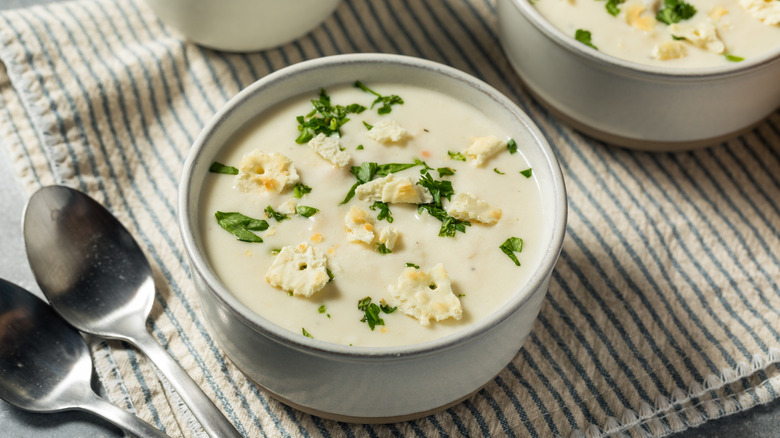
131,329 -> 243,438
81,390 -> 171,438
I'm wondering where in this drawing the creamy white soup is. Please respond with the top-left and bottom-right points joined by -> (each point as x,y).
199,82 -> 544,347
534,0 -> 780,67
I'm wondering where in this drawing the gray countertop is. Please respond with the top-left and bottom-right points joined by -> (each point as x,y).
0,0 -> 777,436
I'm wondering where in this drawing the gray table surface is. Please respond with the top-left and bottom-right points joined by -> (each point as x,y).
1,0 -> 778,436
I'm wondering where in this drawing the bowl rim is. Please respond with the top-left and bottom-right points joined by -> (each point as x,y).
178,53 -> 568,360
503,0 -> 780,79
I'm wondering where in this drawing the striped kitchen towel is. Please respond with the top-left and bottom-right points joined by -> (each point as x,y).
1,0 -> 778,437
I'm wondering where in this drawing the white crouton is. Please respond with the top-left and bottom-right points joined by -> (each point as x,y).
308,133 -> 351,168
265,242 -> 330,297
446,192 -> 502,224
669,21 -> 725,54
235,151 -> 300,194
367,119 -> 410,144
387,264 -> 462,326
625,1 -> 657,31
740,0 -> 780,25
355,174 -> 433,204
653,41 -> 688,60
463,136 -> 505,166
277,198 -> 298,215
345,206 -> 375,244
378,227 -> 400,251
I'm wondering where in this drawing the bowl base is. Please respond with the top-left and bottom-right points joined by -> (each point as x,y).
248,376 -> 485,424
524,82 -> 763,152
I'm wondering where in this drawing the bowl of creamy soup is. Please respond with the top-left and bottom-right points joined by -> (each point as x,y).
178,53 -> 567,421
497,0 -> 780,150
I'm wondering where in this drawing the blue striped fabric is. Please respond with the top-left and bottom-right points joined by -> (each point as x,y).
0,0 -> 778,436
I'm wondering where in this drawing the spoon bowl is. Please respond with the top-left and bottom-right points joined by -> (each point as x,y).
0,278 -> 169,437
23,185 -> 242,438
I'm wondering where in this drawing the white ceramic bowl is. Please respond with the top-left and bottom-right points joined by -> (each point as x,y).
496,0 -> 780,151
143,0 -> 342,52
178,54 -> 567,422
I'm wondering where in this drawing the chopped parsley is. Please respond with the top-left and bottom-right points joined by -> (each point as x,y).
293,183 -> 312,198
357,297 -> 396,330
295,89 -> 366,143
414,158 -> 434,174
209,161 -> 238,175
494,168 -> 505,175
417,172 -> 469,237
725,54 -> 744,62
656,0 -> 697,25
295,205 -> 319,217
500,237 -> 524,266
437,167 -> 455,177
418,172 -> 454,206
318,305 -> 331,318
575,29 -> 598,50
448,151 -> 467,161
302,328 -> 313,338
356,145 -> 364,150
354,81 -> 404,114
270,248 -> 281,255
363,121 -> 374,130
326,269 -> 334,281
214,211 -> 269,243
341,161 -> 422,204
520,168 -> 533,178
605,0 -> 625,16
370,201 -> 393,223
507,138 -> 518,155
406,263 -> 420,269
376,242 -> 392,254
265,205 -> 290,222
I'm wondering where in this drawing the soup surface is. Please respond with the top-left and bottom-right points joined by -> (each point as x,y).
533,0 -> 780,67
199,82 -> 545,347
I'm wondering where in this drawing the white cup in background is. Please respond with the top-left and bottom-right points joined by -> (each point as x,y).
143,0 -> 343,52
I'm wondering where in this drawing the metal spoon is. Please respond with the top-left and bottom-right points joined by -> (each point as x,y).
0,278 -> 169,438
23,185 -> 242,438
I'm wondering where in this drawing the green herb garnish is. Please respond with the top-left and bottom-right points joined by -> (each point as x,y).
494,168 -> 505,175
265,205 -> 290,222
363,121 -> 374,130
448,151 -> 467,161
656,0 -> 696,24
357,297 -> 394,330
326,269 -> 334,282
209,162 -> 238,175
418,204 -> 471,237
520,168 -> 533,178
295,89 -> 366,143
437,167 -> 455,177
376,242 -> 392,254
370,201 -> 393,223
575,29 -> 598,50
406,263 -> 420,269
354,81 -> 404,114
418,172 -> 454,207
606,0 -> 625,16
414,158 -> 434,175
293,183 -> 312,198
725,54 -> 744,62
295,205 -> 319,217
507,138 -> 518,155
356,145 -> 364,150
270,248 -> 281,255
214,211 -> 269,243
500,237 -> 524,266
302,328 -> 313,338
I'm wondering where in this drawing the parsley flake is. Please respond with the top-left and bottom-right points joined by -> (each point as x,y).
209,162 -> 238,175
656,0 -> 696,24
575,29 -> 598,50
357,297 -> 394,330
302,328 -> 314,338
507,138 -> 518,154
437,167 -> 455,177
448,151 -> 467,161
354,81 -> 404,114
494,168 -> 505,175
406,263 -> 420,269
341,161 -> 422,204
295,205 -> 319,217
295,89 -> 366,143
293,183 -> 312,198
520,168 -> 533,178
363,121 -> 374,130
370,201 -> 393,223
356,145 -> 364,150
265,205 -> 290,222
725,54 -> 744,62
500,237 -> 524,266
376,242 -> 392,254
605,0 -> 625,16
214,211 -> 269,243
